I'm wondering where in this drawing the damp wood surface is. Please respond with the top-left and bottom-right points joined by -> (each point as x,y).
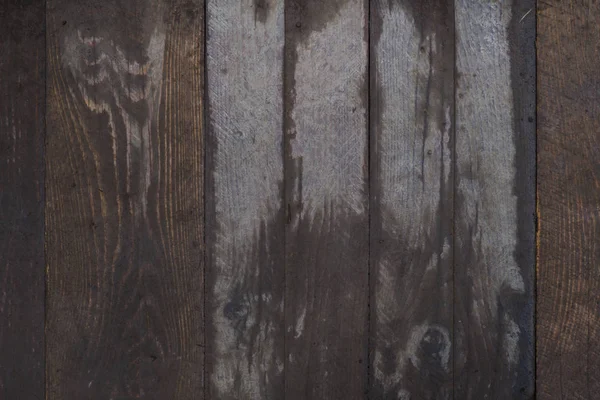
0,0 -> 542,398
0,0 -> 45,398
284,0 -> 369,398
205,0 -> 285,398
537,1 -> 600,398
370,1 -> 455,397
45,0 -> 204,398
453,0 -> 535,398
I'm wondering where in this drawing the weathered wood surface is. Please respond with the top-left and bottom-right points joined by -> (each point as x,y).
537,1 -> 600,398
0,0 -> 542,398
370,1 -> 455,398
0,0 -> 45,397
46,0 -> 204,398
284,0 -> 369,398
454,0 -> 535,398
205,0 -> 285,398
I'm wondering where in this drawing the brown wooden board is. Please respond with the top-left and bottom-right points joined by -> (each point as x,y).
45,1 -> 204,398
205,0 -> 285,398
454,0 -> 535,398
0,0 -> 45,397
284,0 -> 369,398
537,0 -> 600,398
370,1 -> 455,398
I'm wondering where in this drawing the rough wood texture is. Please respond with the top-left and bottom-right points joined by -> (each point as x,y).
45,1 -> 204,398
0,0 -> 45,397
537,1 -> 600,398
454,0 -> 535,398
370,1 -> 455,398
284,1 -> 369,398
205,0 -> 285,398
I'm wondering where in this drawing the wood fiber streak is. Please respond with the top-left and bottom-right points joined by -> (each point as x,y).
370,1 -> 455,398
0,0 -> 45,398
454,0 -> 535,398
45,1 -> 204,398
537,1 -> 600,398
205,0 -> 285,398
284,0 -> 369,398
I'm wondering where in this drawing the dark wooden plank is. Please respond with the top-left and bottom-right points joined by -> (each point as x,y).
205,0 -> 285,398
369,1 -> 455,398
537,1 -> 600,398
284,1 -> 369,398
0,0 -> 45,397
45,1 -> 204,398
454,0 -> 535,398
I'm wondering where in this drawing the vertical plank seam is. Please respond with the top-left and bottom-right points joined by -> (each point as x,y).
282,1 -> 288,397
366,0 -> 372,398
44,1 -> 49,399
451,1 -> 457,398
534,3 -> 539,396
202,0 -> 208,397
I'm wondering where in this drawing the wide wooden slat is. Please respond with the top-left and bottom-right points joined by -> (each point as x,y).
46,1 -> 204,398
537,1 -> 600,397
284,1 -> 369,398
205,0 -> 285,398
370,1 -> 455,398
454,0 -> 535,397
0,0 -> 45,397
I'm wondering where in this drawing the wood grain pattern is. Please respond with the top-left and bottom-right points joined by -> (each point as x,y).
0,0 -> 45,397
284,1 -> 369,398
370,1 -> 455,398
45,1 -> 204,398
205,0 -> 285,398
537,1 -> 600,398
454,0 -> 535,397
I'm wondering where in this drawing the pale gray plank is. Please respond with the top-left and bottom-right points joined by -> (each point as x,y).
454,0 -> 535,397
205,0 -> 285,398
284,0 -> 369,398
370,1 -> 454,398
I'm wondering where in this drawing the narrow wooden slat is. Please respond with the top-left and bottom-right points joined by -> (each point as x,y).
0,0 -> 45,397
46,1 -> 204,398
205,0 -> 285,398
537,1 -> 600,397
284,1 -> 368,398
370,1 -> 454,398
454,0 -> 535,397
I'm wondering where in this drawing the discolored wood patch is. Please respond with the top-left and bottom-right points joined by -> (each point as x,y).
284,0 -> 369,398
454,0 -> 535,398
370,0 -> 455,398
205,0 -> 285,398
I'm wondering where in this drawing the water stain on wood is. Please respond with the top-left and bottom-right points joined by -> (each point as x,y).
453,0 -> 534,397
284,0 -> 369,398
253,0 -> 270,24
370,0 -> 454,397
205,1 -> 285,397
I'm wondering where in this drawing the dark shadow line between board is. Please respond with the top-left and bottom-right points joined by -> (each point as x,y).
365,0 -> 370,398
282,1 -> 288,398
451,1 -> 457,398
44,0 -> 49,398
202,0 -> 209,396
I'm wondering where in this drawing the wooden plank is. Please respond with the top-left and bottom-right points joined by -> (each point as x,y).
45,1 -> 204,398
0,0 -> 45,397
284,1 -> 368,398
369,1 -> 454,398
454,0 -> 535,397
537,1 -> 600,397
205,0 -> 285,398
